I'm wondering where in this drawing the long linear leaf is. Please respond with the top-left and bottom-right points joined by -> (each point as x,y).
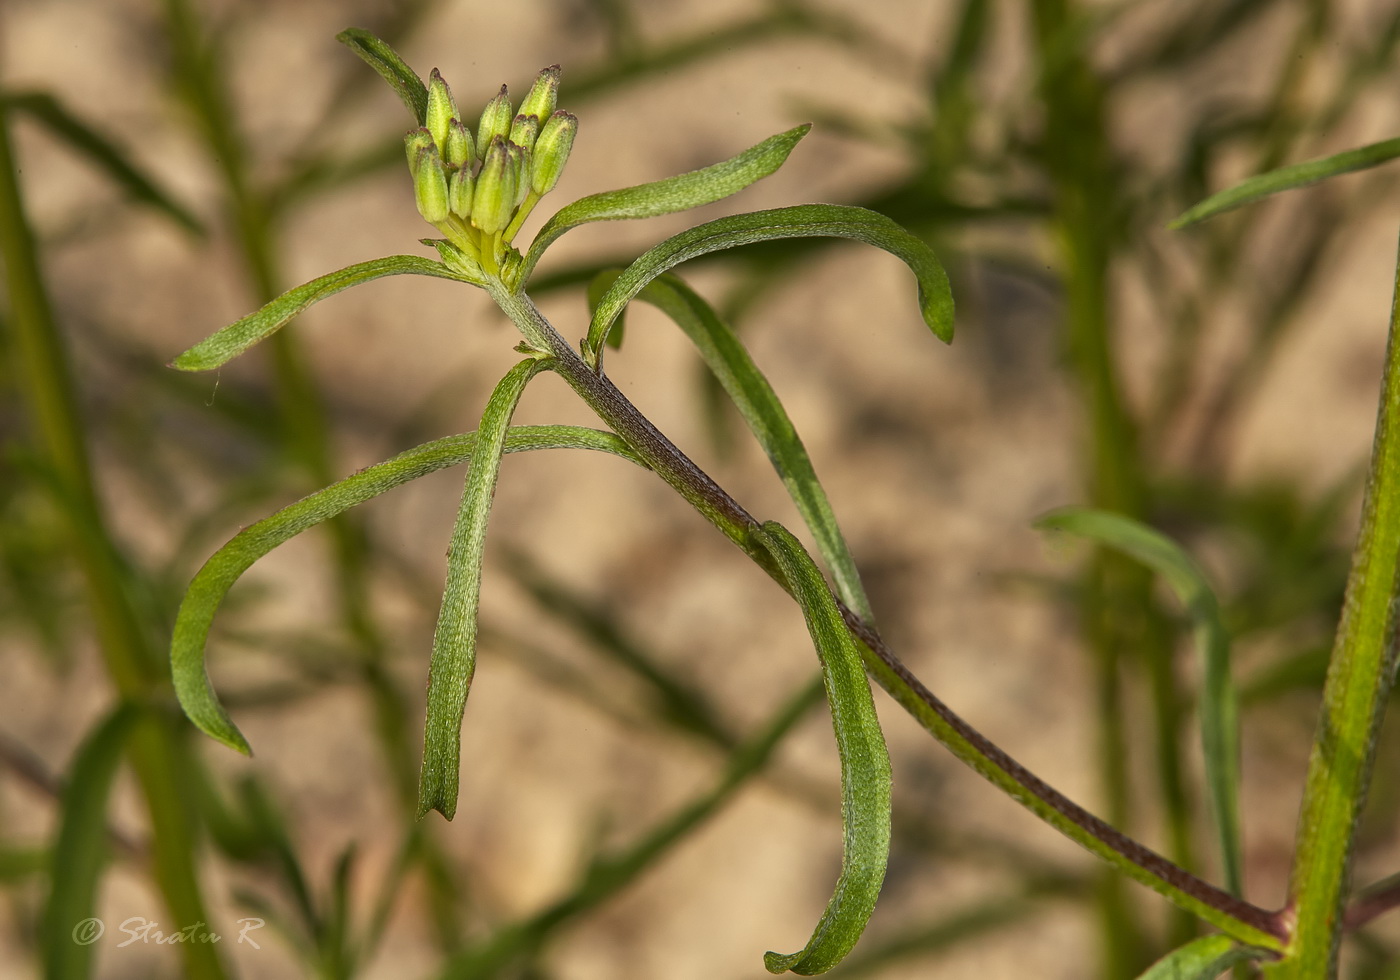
1170,135 -> 1400,229
1036,508 -> 1243,895
172,425 -> 646,755
755,522 -> 891,976
1135,934 -> 1268,980
4,90 -> 204,234
592,269 -> 873,622
336,28 -> 428,125
41,703 -> 140,980
584,204 -> 954,369
520,125 -> 812,283
172,255 -> 473,371
419,359 -> 549,818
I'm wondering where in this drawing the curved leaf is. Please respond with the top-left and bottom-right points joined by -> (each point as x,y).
584,204 -> 953,369
754,522 -> 891,976
520,124 -> 812,283
1036,507 -> 1242,895
1170,135 -> 1400,229
41,703 -> 140,980
171,255 -> 473,371
171,425 -> 646,755
336,28 -> 428,125
591,269 -> 873,622
5,90 -> 204,235
418,359 -> 548,819
1135,934 -> 1267,979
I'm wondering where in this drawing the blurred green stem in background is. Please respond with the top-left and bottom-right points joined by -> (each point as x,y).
0,93 -> 229,980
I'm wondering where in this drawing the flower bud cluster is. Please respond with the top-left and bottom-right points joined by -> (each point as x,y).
405,65 -> 577,276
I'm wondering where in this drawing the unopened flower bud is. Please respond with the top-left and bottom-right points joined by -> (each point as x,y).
509,113 -> 540,152
444,117 -> 474,170
519,65 -> 560,124
449,166 -> 474,219
507,141 -> 530,207
471,137 -> 516,234
412,145 -> 450,224
477,85 -> 513,150
404,127 -> 435,173
425,69 -> 459,151
531,110 -> 577,196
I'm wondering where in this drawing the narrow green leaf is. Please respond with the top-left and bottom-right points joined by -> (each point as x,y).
5,90 -> 204,234
418,359 -> 549,819
1135,934 -> 1267,980
520,124 -> 812,282
42,703 -> 140,980
1036,507 -> 1243,896
754,522 -> 891,976
1170,135 -> 1400,229
336,28 -> 428,124
591,269 -> 873,622
584,204 -> 954,368
171,255 -> 473,371
171,425 -> 646,755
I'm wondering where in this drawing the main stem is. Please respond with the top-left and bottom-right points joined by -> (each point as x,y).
1265,232 -> 1400,978
487,285 -> 1287,951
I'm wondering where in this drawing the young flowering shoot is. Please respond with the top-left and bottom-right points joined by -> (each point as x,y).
395,66 -> 577,278
518,65 -> 560,122
531,111 -> 576,196
472,136 -> 517,236
477,85 -> 514,150
425,68 -> 459,150
411,144 -> 450,224
444,117 -> 474,170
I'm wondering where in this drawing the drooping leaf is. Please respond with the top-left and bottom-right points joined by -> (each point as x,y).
590,269 -> 873,622
171,425 -> 646,755
41,703 -> 140,980
1133,934 -> 1267,979
1036,507 -> 1243,895
1170,135 -> 1400,228
171,255 -> 475,371
584,204 -> 954,369
755,522 -> 891,976
336,28 -> 428,125
520,124 -> 812,282
4,90 -> 204,234
418,358 -> 549,819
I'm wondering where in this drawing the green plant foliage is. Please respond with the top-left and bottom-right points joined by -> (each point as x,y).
419,358 -> 551,819
170,426 -> 645,754
1171,135 -> 1400,228
40,704 -> 140,980
1036,507 -> 1242,895
588,269 -> 874,620
1133,934 -> 1267,980
521,124 -> 812,281
170,255 -> 476,371
584,203 -> 954,367
755,522 -> 891,975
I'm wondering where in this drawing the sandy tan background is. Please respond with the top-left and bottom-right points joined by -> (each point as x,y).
5,0 -> 1400,977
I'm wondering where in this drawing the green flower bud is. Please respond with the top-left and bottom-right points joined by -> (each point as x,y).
425,69 -> 459,150
404,127 -> 435,173
508,113 -> 540,152
412,145 -> 450,224
531,110 -> 577,196
518,65 -> 560,123
449,166 -> 474,219
507,140 -> 530,207
477,85 -> 513,150
471,137 -> 516,234
444,117 -> 474,170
